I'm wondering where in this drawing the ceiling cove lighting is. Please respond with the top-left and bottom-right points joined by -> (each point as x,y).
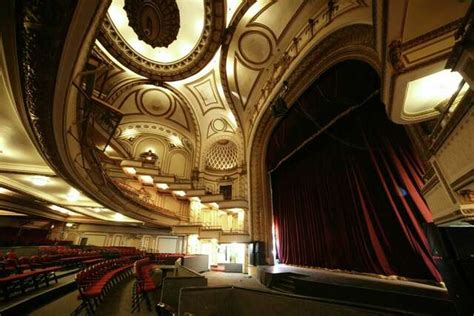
50,205 -> 71,215
123,167 -> 137,175
66,188 -> 80,202
169,135 -> 183,147
405,70 -> 464,114
139,175 -> 154,185
114,213 -> 125,221
173,190 -> 186,197
31,176 -> 50,186
156,183 -> 169,190
0,187 -> 9,194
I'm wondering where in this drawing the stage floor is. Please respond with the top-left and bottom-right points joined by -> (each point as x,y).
258,264 -> 446,294
257,264 -> 454,315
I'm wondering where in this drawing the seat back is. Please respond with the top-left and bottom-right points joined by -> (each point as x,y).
5,258 -> 17,268
18,256 -> 30,265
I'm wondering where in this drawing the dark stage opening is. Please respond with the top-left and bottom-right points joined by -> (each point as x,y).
267,60 -> 441,282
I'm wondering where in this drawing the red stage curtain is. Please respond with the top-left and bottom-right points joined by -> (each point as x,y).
271,105 -> 441,282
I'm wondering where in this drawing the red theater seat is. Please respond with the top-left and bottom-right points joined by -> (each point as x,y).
74,257 -> 134,315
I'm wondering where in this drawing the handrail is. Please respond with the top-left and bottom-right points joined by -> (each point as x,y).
110,181 -> 188,220
201,225 -> 223,230
428,81 -> 472,154
222,230 -> 248,235
429,80 -> 466,142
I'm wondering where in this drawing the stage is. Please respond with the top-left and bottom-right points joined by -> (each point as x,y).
257,264 -> 456,315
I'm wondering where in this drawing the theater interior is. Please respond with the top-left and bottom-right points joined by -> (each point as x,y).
0,0 -> 473,315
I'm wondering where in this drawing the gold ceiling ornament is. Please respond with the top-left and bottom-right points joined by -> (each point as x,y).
99,0 -> 226,81
123,0 -> 180,48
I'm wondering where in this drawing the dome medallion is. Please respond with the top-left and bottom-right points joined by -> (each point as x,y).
124,0 -> 180,48
99,0 -> 226,81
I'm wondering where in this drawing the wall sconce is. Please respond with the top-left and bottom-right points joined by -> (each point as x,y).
140,149 -> 158,164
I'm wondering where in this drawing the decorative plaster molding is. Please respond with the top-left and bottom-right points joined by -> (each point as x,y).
98,0 -> 225,81
0,162 -> 55,176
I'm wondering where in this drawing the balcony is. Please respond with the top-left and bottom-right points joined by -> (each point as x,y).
171,223 -> 250,243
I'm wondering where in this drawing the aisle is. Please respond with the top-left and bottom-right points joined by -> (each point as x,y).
29,271 -> 264,315
30,276 -> 160,316
94,276 -> 160,316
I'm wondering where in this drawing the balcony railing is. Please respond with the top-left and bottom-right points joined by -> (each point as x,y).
222,230 -> 248,235
428,82 -> 472,153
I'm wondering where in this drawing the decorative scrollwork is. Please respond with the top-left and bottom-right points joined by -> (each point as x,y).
99,0 -> 226,81
388,40 -> 405,73
16,0 -> 77,178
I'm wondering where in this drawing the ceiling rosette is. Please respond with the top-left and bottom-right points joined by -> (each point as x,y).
124,0 -> 180,48
98,0 -> 225,81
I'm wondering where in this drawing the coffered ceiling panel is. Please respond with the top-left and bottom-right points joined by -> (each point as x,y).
207,118 -> 236,138
108,83 -> 197,141
185,70 -> 226,116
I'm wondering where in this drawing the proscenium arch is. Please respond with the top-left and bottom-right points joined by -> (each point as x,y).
248,24 -> 381,264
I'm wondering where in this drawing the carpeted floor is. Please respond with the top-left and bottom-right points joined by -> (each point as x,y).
30,290 -> 80,316
202,271 -> 267,290
29,271 -> 261,316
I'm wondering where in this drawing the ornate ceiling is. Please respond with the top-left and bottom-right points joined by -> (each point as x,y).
100,0 -> 226,80
0,0 -> 469,231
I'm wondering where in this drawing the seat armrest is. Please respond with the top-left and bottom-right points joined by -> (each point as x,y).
156,302 -> 175,316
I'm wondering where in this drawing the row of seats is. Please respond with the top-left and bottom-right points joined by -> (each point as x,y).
132,257 -> 157,312
74,257 -> 137,315
0,265 -> 61,300
39,246 -> 142,257
0,252 -> 103,277
104,247 -> 142,257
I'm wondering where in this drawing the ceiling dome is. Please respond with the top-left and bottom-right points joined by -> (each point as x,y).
123,0 -> 180,48
99,0 -> 225,81
205,140 -> 239,171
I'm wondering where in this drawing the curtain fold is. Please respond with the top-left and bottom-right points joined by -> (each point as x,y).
271,106 -> 441,282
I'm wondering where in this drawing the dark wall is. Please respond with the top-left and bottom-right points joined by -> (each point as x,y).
0,226 -> 50,247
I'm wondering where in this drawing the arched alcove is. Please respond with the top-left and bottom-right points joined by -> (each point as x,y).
167,151 -> 189,178
132,136 -> 167,167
